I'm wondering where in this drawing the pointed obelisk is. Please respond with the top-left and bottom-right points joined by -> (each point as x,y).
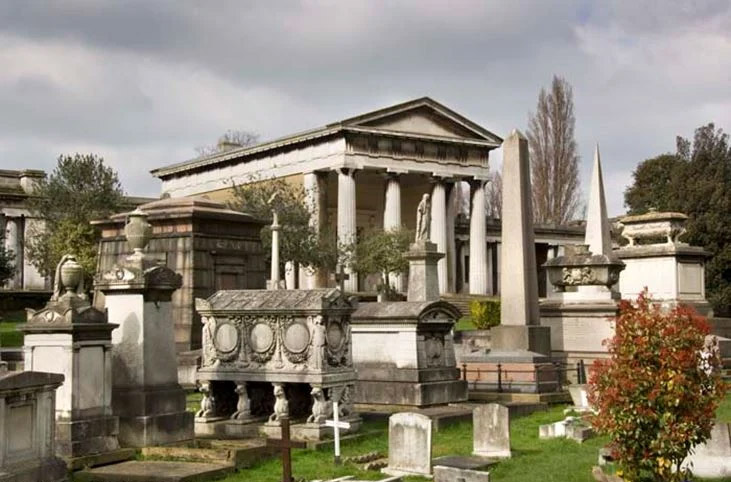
584,144 -> 612,256
490,129 -> 551,356
500,129 -> 540,327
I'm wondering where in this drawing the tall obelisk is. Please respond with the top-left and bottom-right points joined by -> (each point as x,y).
491,129 -> 551,356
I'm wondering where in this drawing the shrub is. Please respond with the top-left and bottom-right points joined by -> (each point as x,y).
588,291 -> 726,482
469,299 -> 501,330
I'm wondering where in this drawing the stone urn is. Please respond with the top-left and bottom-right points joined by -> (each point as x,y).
125,208 -> 152,254
60,256 -> 83,294
544,244 -> 625,292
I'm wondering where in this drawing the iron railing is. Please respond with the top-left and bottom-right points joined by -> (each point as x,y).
460,359 -> 587,393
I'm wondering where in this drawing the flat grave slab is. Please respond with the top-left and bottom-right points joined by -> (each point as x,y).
76,460 -> 234,482
432,455 -> 494,470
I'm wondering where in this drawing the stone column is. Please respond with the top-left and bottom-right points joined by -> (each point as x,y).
383,173 -> 403,292
430,179 -> 448,294
302,171 -> 327,289
337,168 -> 357,292
268,211 -> 282,290
469,180 -> 488,294
446,182 -> 459,293
486,242 -> 494,295
545,245 -> 557,297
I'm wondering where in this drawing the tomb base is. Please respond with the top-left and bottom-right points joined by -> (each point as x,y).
461,351 -> 559,394
354,379 -> 467,407
194,417 -> 264,439
113,385 -> 193,447
489,325 -> 551,356
0,457 -> 67,482
56,414 -> 120,458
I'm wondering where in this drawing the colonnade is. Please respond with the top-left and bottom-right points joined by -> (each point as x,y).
304,169 -> 491,295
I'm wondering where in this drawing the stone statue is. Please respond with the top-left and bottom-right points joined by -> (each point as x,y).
269,383 -> 289,422
309,315 -> 326,370
306,387 -> 332,424
196,381 -> 216,418
415,193 -> 431,242
231,383 -> 251,420
201,317 -> 219,367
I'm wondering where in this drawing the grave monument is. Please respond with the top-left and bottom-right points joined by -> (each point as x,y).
194,288 -> 360,441
95,209 -> 194,447
21,255 -> 123,462
461,129 -> 555,393
0,368 -> 66,482
540,146 -> 625,368
350,198 -> 467,406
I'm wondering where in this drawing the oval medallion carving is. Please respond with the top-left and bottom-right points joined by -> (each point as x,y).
326,322 -> 344,350
250,322 -> 275,353
283,322 -> 310,353
214,321 -> 239,354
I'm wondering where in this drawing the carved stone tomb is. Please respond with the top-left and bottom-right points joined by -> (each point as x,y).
195,289 -> 360,440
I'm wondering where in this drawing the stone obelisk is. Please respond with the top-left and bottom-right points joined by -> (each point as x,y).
584,144 -> 612,257
489,129 -> 550,356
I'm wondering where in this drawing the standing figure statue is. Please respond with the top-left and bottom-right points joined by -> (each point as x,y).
415,193 -> 431,242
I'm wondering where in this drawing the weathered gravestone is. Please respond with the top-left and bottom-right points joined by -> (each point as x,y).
383,412 -> 432,477
473,404 -> 511,458
682,421 -> 731,478
0,368 -> 67,482
95,209 -> 193,447
22,255 -> 124,462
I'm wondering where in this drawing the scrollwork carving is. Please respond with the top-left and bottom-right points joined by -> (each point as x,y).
561,266 -> 596,285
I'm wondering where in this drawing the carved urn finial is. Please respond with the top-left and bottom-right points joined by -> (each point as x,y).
53,254 -> 85,301
125,208 -> 152,256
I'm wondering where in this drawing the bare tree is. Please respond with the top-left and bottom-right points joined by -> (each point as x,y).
527,76 -> 581,224
486,170 -> 502,218
195,129 -> 260,157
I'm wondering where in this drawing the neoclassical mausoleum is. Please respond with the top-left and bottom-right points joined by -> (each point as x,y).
152,97 -> 509,295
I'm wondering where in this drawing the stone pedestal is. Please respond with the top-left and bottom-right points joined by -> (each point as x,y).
22,256 -> 121,460
617,244 -> 712,315
404,241 -> 443,302
96,247 -> 193,447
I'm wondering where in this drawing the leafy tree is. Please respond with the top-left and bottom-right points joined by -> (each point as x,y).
625,123 -> 731,315
195,130 -> 260,157
0,235 -> 14,285
589,292 -> 725,482
527,75 -> 582,224
228,177 -> 347,279
351,228 -> 411,298
623,154 -> 685,214
26,154 -> 124,280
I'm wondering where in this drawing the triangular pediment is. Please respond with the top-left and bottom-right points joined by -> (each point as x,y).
339,97 -> 502,145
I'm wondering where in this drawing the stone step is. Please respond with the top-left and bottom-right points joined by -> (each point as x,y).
75,460 -> 234,482
142,438 -> 276,469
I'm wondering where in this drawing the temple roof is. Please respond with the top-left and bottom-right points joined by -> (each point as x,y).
151,97 -> 503,179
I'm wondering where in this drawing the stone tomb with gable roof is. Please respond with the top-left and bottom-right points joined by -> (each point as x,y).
194,288 -> 360,440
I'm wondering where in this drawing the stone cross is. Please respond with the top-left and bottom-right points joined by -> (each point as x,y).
324,400 -> 351,465
266,416 -> 306,482
333,264 -> 350,293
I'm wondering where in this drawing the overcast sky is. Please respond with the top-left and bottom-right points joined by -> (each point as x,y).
1,1 -> 729,216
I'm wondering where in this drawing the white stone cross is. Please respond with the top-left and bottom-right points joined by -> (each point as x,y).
324,400 -> 351,465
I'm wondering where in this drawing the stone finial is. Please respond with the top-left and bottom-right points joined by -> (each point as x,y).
585,144 -> 612,256
52,254 -> 85,301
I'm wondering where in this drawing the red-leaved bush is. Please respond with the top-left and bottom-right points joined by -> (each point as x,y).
588,291 -> 726,482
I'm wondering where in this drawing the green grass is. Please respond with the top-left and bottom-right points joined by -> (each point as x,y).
0,310 -> 25,347
717,392 -> 731,422
209,394 -> 731,482
454,316 -> 477,332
